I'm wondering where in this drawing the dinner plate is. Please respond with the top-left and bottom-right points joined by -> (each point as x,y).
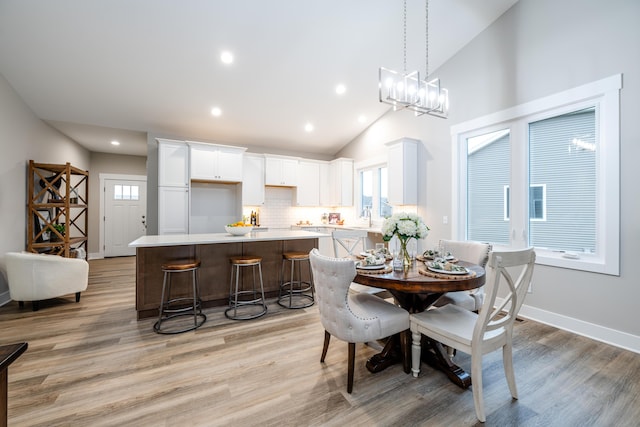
357,262 -> 386,270
360,251 -> 392,260
426,262 -> 469,275
427,266 -> 469,275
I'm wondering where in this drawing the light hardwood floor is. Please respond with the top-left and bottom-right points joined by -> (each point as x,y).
1,256 -> 639,426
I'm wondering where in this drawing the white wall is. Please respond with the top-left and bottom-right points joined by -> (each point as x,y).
0,73 -> 90,305
88,152 -> 147,255
338,0 -> 640,351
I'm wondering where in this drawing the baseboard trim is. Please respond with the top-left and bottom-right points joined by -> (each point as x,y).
498,298 -> 640,354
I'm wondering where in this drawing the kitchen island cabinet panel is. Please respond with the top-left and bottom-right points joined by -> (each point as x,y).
132,231 -> 320,319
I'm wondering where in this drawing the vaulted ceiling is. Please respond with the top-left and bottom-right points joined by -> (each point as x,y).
0,0 -> 518,157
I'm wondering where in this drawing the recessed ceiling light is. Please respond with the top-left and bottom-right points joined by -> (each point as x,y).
211,107 -> 222,117
358,115 -> 367,123
220,51 -> 234,64
111,140 -> 120,146
304,123 -> 314,132
335,84 -> 346,95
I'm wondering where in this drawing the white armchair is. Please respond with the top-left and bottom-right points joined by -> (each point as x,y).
5,252 -> 89,311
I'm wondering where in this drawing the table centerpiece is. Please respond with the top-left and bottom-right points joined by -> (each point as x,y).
381,212 -> 429,269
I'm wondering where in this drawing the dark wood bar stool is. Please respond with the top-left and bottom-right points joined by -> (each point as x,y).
278,251 -> 314,309
153,259 -> 206,334
226,256 -> 267,320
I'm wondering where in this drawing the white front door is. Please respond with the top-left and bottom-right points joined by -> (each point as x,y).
104,178 -> 147,257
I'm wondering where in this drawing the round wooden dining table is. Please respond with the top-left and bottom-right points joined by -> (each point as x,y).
354,259 -> 485,389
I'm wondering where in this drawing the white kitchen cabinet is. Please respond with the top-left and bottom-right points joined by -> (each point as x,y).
242,153 -> 265,206
318,161 -> 332,206
158,138 -> 189,187
387,138 -> 418,205
294,226 -> 333,256
265,155 -> 298,186
330,158 -> 353,206
295,160 -> 320,206
188,142 -> 246,182
158,186 -> 189,234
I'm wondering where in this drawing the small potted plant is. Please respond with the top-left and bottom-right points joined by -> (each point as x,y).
49,223 -> 65,241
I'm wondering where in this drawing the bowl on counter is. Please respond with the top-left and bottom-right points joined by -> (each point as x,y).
225,225 -> 254,236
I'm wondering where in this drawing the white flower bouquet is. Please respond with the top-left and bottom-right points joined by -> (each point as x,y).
381,212 -> 429,269
381,212 -> 429,242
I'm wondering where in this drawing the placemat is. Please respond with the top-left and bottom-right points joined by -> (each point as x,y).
357,264 -> 393,274
418,267 -> 476,280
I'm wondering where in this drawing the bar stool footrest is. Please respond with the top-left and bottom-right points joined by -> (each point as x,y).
154,313 -> 207,335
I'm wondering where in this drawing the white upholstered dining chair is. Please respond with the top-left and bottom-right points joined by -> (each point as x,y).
410,248 -> 535,422
309,248 -> 410,393
434,239 -> 492,312
331,229 -> 386,296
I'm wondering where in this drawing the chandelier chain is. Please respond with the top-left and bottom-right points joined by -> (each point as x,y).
425,0 -> 429,79
403,0 -> 407,73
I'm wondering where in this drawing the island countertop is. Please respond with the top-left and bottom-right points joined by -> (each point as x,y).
129,229 -> 328,248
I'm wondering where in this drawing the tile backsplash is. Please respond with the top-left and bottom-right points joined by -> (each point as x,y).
243,187 -> 355,229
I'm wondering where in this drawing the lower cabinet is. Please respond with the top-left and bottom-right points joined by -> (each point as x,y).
158,186 -> 189,234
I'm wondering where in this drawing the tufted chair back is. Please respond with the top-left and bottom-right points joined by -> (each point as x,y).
309,248 -> 408,344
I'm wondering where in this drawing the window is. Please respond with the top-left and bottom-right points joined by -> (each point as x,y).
452,74 -> 621,275
358,164 -> 392,219
114,184 -> 140,201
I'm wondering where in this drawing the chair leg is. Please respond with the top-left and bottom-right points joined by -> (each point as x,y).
75,292 -> 81,302
411,329 -> 422,377
18,301 -> 24,308
503,341 -> 518,399
320,330 -> 331,362
32,301 -> 40,311
471,350 -> 486,423
400,330 -> 410,374
347,342 -> 355,394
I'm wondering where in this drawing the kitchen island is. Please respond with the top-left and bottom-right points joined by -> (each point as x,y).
129,230 -> 326,319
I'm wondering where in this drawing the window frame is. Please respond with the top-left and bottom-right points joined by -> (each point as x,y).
452,74 -> 621,275
504,184 -> 546,222
355,156 -> 391,222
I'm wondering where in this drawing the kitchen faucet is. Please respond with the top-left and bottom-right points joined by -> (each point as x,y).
362,206 -> 372,227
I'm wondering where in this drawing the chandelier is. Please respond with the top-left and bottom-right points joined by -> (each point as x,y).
379,0 -> 449,118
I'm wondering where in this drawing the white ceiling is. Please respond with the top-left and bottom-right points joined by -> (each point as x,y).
0,0 -> 518,157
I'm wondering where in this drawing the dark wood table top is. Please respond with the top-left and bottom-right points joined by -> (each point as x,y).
354,260 -> 486,295
0,342 -> 27,372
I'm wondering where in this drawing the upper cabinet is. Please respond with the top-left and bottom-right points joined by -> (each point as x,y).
335,158 -> 354,206
295,160 -> 321,206
158,138 -> 189,187
242,153 -> 265,206
387,138 -> 418,205
265,155 -> 298,186
318,158 -> 353,206
188,142 -> 246,182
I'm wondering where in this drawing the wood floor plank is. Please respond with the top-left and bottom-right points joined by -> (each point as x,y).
1,256 -> 639,426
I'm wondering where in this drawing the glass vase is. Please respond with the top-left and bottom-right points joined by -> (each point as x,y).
398,237 -> 413,270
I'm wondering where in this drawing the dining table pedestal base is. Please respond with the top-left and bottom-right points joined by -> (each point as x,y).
420,337 -> 472,389
365,334 -> 471,389
365,335 -> 409,374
